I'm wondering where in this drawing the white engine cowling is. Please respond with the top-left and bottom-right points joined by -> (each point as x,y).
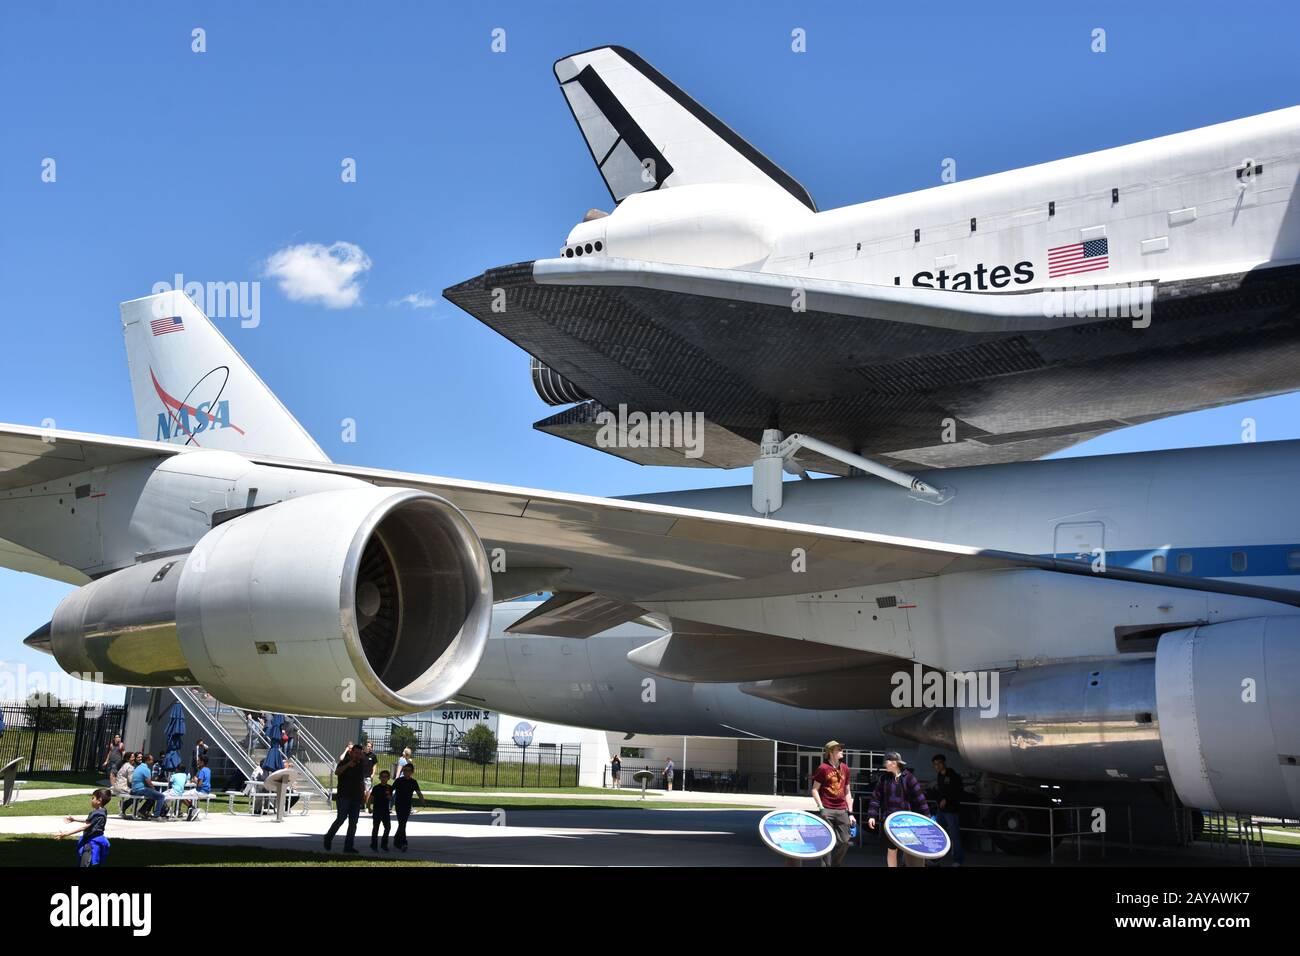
48,486 -> 493,717
1155,617 -> 1300,820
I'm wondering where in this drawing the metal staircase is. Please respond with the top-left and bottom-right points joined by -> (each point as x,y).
168,687 -> 333,807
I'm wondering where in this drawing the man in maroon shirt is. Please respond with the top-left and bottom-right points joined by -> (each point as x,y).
811,740 -> 856,867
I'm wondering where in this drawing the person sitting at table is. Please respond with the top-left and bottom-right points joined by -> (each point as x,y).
112,752 -> 137,815
168,764 -> 199,821
192,756 -> 212,796
129,754 -> 167,819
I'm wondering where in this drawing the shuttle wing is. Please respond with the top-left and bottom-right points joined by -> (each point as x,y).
445,257 -> 1160,474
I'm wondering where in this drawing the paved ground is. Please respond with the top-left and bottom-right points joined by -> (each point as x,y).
9,787 -> 96,801
2,794 -> 1297,866
430,788 -> 808,807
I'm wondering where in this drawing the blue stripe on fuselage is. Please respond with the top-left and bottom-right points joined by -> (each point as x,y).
1052,544 -> 1300,578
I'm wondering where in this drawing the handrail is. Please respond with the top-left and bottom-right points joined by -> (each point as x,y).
168,688 -> 331,807
285,719 -> 335,804
168,687 -> 259,780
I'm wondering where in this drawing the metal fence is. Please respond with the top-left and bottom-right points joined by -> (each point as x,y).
603,764 -> 776,794
363,717 -> 465,757
367,742 -> 582,789
0,702 -> 127,774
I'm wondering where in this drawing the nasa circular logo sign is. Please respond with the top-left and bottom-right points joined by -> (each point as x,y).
757,809 -> 837,861
511,722 -> 535,748
883,810 -> 951,859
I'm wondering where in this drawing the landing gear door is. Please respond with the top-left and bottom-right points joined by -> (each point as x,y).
1054,521 -> 1105,563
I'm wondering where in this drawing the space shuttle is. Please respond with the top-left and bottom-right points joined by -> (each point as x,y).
446,46 -> 1300,475
2,287 -> 1298,825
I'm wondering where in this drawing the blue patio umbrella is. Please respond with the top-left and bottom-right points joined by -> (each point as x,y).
262,713 -> 284,772
161,701 -> 186,772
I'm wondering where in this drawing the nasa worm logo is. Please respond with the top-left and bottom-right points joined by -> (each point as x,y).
151,367 -> 245,444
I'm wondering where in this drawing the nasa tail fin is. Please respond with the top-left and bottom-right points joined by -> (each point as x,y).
120,290 -> 330,463
553,46 -> 816,211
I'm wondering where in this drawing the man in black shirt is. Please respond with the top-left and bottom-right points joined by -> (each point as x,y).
362,741 -> 378,805
931,754 -> 965,866
367,769 -> 393,851
391,763 -> 424,852
324,743 -> 367,853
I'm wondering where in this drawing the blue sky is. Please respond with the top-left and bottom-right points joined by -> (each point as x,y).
2,1 -> 1299,702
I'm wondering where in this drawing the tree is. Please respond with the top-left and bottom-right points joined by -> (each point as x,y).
460,723 -> 497,766
25,692 -> 76,731
389,724 -> 418,756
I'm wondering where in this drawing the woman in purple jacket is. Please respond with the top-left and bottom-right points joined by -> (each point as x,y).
867,752 -> 931,868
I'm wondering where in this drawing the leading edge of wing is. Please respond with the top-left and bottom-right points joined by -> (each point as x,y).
0,423 -> 183,491
249,453 -> 1300,609
531,256 -> 1154,333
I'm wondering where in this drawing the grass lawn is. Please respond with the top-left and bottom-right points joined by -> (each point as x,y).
2,791 -> 327,818
13,770 -> 103,789
394,756 -> 580,789
0,728 -> 77,772
0,833 -> 448,867
1197,829 -> 1300,849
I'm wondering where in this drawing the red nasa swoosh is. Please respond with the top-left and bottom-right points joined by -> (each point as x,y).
151,368 -> 246,441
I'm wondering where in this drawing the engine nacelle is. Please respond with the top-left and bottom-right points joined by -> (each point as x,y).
48,486 -> 493,717
1155,617 -> 1300,821
901,657 -> 1168,783
885,617 -> 1300,819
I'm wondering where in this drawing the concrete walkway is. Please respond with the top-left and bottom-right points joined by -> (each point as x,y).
0,802 -> 791,866
9,787 -> 96,801
429,788 -> 810,808
4,802 -> 1297,866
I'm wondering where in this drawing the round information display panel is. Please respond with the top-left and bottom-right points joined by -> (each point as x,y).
758,809 -> 837,860
883,810 -> 951,859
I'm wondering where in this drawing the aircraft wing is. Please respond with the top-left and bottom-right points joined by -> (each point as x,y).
4,425 -> 1298,622
444,257 -> 1160,474
0,426 -> 182,584
248,448 -> 1300,614
0,424 -> 179,490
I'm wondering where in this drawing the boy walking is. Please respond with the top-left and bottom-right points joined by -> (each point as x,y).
58,788 -> 112,867
368,770 -> 394,851
391,763 -> 424,852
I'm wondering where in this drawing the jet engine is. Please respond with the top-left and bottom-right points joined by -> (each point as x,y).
42,486 -> 493,717
885,616 -> 1300,819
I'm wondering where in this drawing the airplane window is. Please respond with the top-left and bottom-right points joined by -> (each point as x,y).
1151,555 -> 1165,573
1177,553 -> 1193,574
1288,550 -> 1300,570
1231,552 -> 1247,572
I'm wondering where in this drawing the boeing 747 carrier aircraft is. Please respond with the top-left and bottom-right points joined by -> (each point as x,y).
1,290 -> 1297,824
447,46 -> 1300,476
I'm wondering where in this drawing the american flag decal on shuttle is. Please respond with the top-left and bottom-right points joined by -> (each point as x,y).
1048,238 -> 1110,278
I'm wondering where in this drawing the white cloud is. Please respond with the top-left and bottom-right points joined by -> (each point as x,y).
391,292 -> 437,310
264,241 -> 371,308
